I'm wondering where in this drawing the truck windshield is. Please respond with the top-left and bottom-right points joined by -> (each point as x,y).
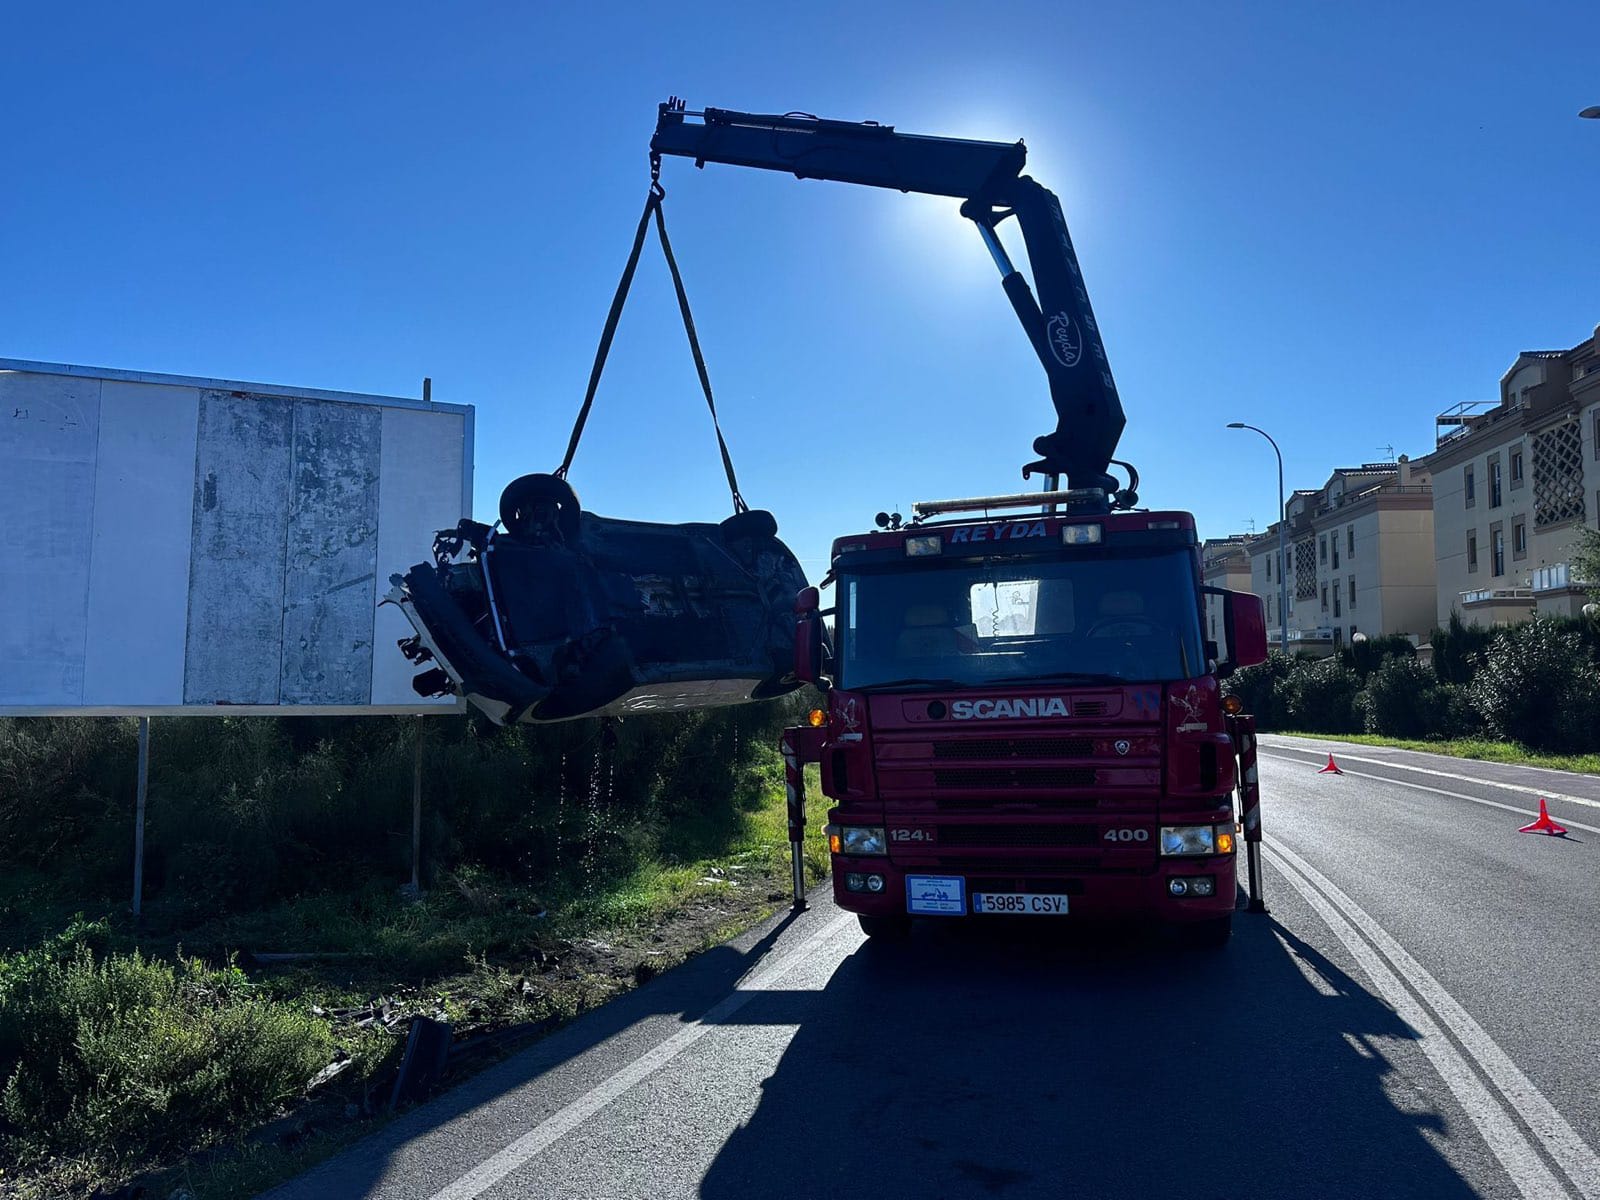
835,550 -> 1205,691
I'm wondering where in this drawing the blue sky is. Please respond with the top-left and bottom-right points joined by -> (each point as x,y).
5,1 -> 1598,579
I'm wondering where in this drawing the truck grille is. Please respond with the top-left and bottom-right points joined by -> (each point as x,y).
932,737 -> 1093,760
938,824 -> 1098,848
933,766 -> 1097,789
933,796 -> 1100,811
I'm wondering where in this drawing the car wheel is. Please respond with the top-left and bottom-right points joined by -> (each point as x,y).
719,508 -> 779,542
500,474 -> 581,542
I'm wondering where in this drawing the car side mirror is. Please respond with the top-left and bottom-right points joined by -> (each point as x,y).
794,587 -> 827,687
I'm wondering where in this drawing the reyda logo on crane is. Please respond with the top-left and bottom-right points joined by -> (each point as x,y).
1047,311 -> 1082,368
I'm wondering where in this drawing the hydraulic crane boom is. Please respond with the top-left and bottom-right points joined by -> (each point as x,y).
651,102 -> 1131,498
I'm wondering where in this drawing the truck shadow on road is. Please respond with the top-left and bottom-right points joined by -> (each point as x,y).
698,912 -> 1476,1200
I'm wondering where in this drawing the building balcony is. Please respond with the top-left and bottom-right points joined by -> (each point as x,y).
1530,562 -> 1595,618
1458,586 -> 1535,627
1461,587 -> 1533,604
1313,483 -> 1431,517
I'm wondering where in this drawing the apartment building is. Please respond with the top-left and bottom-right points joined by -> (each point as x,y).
1200,535 -> 1253,646
1419,323 -> 1600,626
1247,460 -> 1436,652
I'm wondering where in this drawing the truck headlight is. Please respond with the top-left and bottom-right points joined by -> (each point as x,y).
1159,825 -> 1235,856
835,826 -> 886,856
1159,825 -> 1216,856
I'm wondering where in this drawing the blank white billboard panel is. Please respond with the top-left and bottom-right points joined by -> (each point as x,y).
0,360 -> 473,714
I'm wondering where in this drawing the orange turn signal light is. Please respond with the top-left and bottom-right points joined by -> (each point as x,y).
1216,831 -> 1235,854
807,708 -> 826,728
828,833 -> 842,854
1222,695 -> 1243,715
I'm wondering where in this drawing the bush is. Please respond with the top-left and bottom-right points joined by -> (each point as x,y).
0,935 -> 332,1166
1340,633 -> 1416,683
1282,657 -> 1362,734
1430,612 -> 1496,685
1469,620 -> 1600,754
1363,659 -> 1452,742
1222,652 -> 1298,728
0,698 -> 807,927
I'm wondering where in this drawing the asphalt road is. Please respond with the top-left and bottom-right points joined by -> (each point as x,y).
264,737 -> 1600,1200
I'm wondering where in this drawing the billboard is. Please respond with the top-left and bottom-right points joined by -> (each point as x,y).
0,359 -> 473,714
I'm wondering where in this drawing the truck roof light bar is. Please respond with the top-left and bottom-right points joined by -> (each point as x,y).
913,487 -> 1106,519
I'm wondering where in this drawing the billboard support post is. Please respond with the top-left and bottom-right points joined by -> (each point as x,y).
133,716 -> 149,919
411,715 -> 424,893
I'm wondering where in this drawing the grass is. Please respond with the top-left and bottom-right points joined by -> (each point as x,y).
0,753 -> 829,1200
1274,731 -> 1600,775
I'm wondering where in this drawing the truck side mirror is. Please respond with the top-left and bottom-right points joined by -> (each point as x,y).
1203,587 -> 1268,678
1223,591 -> 1268,674
794,587 -> 826,686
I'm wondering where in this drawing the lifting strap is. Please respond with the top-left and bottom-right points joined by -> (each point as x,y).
554,156 -> 748,514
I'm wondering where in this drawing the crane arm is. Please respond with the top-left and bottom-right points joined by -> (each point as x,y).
651,103 -> 1129,496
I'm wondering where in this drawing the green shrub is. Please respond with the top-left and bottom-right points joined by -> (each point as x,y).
1360,656 -> 1477,739
1340,633 -> 1416,683
1222,652 -> 1297,727
1571,526 -> 1600,605
1469,620 -> 1600,754
0,941 -> 331,1166
1430,612 -> 1497,685
0,698 -> 807,927
1281,657 -> 1361,734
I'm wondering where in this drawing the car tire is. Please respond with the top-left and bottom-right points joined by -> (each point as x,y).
857,914 -> 913,940
500,474 -> 581,542
719,508 -> 779,542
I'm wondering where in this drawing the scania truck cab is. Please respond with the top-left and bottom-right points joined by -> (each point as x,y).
790,489 -> 1268,944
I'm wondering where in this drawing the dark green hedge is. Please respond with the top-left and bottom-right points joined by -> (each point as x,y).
1224,615 -> 1600,753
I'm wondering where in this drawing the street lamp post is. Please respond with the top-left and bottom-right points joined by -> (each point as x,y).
1228,423 -> 1289,654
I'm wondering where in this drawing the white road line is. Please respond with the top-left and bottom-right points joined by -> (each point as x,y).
1259,751 -> 1600,836
428,912 -> 857,1200
1273,842 -> 1600,1199
1266,848 -> 1570,1198
1263,742 -> 1600,811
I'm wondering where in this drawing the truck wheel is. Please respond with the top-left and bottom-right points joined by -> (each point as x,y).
857,914 -> 912,940
1184,915 -> 1233,949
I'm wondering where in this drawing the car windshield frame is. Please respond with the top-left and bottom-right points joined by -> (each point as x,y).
833,548 -> 1205,692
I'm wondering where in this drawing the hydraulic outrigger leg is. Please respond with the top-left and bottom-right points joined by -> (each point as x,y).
780,725 -> 825,910
1229,713 -> 1268,914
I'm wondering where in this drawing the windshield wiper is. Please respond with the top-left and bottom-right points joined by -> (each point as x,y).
850,677 -> 969,692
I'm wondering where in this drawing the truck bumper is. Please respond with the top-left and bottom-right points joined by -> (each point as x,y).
829,854 -> 1237,923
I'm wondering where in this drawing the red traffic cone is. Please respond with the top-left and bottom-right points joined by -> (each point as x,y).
1317,753 -> 1343,775
1519,799 -> 1567,837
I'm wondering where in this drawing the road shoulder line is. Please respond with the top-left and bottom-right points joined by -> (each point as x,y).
1271,842 -> 1600,1199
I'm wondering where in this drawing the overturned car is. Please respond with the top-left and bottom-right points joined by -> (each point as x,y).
388,474 -> 808,724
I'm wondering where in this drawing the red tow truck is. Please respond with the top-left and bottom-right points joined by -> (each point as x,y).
787,491 -> 1267,944
651,104 -> 1270,941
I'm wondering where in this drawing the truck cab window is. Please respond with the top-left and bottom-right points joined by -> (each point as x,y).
838,551 -> 1203,690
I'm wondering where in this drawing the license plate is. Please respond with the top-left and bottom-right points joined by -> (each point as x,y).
972,892 -> 1071,915
906,874 -> 965,915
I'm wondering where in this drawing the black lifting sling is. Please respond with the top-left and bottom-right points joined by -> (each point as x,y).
553,153 -> 749,514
